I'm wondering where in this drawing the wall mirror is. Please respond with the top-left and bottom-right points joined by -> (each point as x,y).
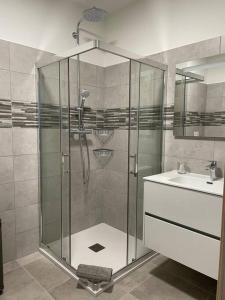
174,54 -> 225,138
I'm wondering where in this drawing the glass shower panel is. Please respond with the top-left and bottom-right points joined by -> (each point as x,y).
69,50 -> 130,273
128,60 -> 140,263
39,59 -> 71,262
128,61 -> 164,261
39,62 -> 62,257
136,63 -> 164,258
60,59 -> 71,263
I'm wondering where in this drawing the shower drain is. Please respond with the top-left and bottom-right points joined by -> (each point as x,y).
88,243 -> 105,252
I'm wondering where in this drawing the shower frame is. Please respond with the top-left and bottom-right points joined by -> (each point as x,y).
37,40 -> 167,296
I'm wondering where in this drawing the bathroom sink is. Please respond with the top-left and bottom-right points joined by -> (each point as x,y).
144,170 -> 224,196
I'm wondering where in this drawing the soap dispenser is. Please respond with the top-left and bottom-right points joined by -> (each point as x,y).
178,161 -> 186,174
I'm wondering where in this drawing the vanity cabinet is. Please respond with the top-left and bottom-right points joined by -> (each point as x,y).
144,180 -> 223,279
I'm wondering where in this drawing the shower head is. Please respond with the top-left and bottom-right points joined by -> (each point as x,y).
73,6 -> 107,45
82,6 -> 108,22
80,89 -> 90,99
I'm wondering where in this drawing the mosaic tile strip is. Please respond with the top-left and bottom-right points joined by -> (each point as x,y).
0,99 -> 12,128
12,102 -> 38,127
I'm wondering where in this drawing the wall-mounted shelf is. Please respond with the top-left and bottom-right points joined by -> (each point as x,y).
93,148 -> 113,158
94,129 -> 114,144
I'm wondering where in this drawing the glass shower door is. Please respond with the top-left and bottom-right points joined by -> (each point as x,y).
39,59 -> 71,264
128,60 -> 164,261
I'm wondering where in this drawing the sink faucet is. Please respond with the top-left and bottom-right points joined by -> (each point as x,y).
206,161 -> 218,181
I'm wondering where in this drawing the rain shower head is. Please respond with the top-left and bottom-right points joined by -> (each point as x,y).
73,6 -> 108,45
82,6 -> 108,22
80,89 -> 90,99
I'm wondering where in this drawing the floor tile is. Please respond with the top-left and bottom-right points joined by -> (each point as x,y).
131,269 -> 210,300
17,251 -> 43,266
50,278 -> 127,300
159,259 -> 217,294
3,267 -> 33,294
24,257 -> 70,290
117,261 -> 158,293
120,294 -> 139,300
50,279 -> 94,300
1,281 -> 54,300
3,261 -> 20,274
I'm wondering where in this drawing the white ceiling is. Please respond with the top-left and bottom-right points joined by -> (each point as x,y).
70,0 -> 137,13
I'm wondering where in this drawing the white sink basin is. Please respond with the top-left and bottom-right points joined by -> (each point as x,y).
144,170 -> 224,196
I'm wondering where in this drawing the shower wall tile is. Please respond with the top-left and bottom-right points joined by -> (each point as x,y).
80,61 -> 97,87
0,183 -> 14,212
105,150 -> 128,174
16,227 -> 39,258
10,43 -> 40,75
15,204 -> 39,234
0,210 -> 16,263
0,39 -> 55,263
11,72 -> 36,102
0,128 -> 13,156
104,64 -> 122,87
0,40 -> 10,70
13,128 -> 38,155
0,69 -> 10,99
0,156 -> 14,184
164,130 -> 214,160
15,179 -> 38,208
102,188 -> 127,232
96,66 -> 105,87
14,154 -> 38,181
220,35 -> 225,53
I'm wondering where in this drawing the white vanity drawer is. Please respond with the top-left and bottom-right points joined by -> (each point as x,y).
144,215 -> 220,279
144,181 -> 222,237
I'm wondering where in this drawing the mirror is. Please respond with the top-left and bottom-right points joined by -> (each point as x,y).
174,54 -> 225,138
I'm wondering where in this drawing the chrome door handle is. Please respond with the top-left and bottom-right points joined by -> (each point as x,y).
130,154 -> 137,177
62,153 -> 70,175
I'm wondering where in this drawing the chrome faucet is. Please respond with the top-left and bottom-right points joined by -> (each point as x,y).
206,161 -> 218,181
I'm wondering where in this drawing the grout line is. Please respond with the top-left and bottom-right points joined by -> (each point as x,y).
21,264 -> 55,299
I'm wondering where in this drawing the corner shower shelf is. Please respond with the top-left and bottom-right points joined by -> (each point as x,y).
93,148 -> 113,158
94,129 -> 114,144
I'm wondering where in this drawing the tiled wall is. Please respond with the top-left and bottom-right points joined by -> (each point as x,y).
148,36 -> 225,175
0,39 -> 53,262
2,34 -> 225,263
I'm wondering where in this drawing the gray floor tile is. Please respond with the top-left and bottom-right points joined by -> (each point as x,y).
158,259 -> 217,294
50,278 -> 126,300
117,261 -> 158,293
3,267 -> 33,294
50,279 -> 94,300
1,280 -> 54,300
131,270 -> 210,300
3,261 -> 20,274
120,294 -> 139,300
24,257 -> 70,290
17,251 -> 43,266
151,254 -> 170,267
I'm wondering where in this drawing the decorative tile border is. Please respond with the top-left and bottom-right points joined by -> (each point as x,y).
3,100 -> 225,130
12,101 -> 38,127
0,99 -> 12,128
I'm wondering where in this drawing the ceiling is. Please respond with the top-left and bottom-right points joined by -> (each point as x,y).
70,0 -> 137,13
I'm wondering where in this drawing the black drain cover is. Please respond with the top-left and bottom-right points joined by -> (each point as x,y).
89,243 -> 105,252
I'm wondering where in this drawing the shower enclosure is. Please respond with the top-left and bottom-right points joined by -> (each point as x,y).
38,40 -> 166,294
